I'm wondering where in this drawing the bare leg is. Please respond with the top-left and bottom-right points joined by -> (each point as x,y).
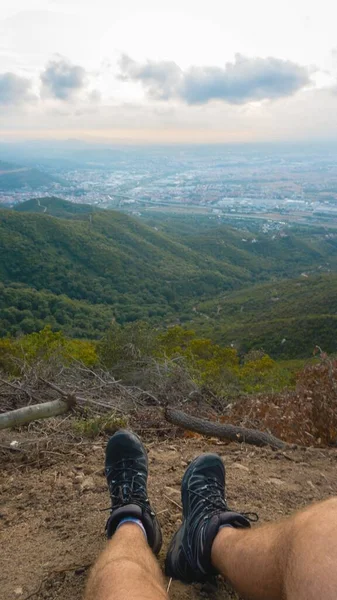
212,497 -> 337,600
85,524 -> 167,600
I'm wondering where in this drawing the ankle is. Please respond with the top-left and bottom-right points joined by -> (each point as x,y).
211,526 -> 243,572
116,517 -> 147,540
114,522 -> 148,543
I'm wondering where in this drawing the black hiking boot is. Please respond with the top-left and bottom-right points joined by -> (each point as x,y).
105,429 -> 162,554
165,453 -> 256,582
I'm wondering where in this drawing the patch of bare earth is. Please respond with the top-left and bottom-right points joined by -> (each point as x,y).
1,432 -> 337,600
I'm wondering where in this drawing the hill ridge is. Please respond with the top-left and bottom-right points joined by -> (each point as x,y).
1,201 -> 337,357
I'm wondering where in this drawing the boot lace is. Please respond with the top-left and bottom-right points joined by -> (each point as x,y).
189,477 -> 259,522
107,458 -> 150,510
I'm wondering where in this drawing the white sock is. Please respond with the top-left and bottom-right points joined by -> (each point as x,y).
116,517 -> 147,541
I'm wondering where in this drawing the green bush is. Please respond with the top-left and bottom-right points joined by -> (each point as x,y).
72,414 -> 127,438
98,321 -> 158,370
0,326 -> 97,375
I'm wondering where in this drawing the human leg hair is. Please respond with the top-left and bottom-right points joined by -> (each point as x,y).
211,497 -> 337,600
85,524 -> 168,600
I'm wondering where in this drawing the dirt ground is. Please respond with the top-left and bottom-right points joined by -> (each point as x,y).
1,430 -> 337,600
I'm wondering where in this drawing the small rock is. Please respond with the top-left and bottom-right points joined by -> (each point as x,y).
165,486 -> 180,496
285,482 -> 302,492
267,477 -> 284,486
232,463 -> 249,472
14,587 -> 23,596
82,466 -> 93,476
80,477 -> 95,492
267,478 -> 302,492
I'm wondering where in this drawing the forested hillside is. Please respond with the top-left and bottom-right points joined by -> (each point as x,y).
1,198 -> 337,357
193,274 -> 337,357
0,161 -> 64,191
146,213 -> 337,280
14,197 -> 94,217
0,201 -> 249,329
0,284 -> 114,338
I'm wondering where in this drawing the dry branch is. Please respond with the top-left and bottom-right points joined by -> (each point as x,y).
0,377 -> 40,403
165,407 -> 287,450
0,371 -> 139,430
0,398 -> 73,431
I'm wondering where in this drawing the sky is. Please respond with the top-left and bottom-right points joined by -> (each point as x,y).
0,0 -> 337,143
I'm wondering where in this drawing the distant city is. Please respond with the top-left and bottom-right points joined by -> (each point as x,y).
2,142 -> 337,228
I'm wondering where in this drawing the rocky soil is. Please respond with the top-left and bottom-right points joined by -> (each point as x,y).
1,429 -> 337,600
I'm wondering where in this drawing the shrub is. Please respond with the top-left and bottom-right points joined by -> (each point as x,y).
0,338 -> 20,373
226,351 -> 337,446
72,414 -> 127,438
0,326 -> 97,375
157,325 -> 240,393
98,321 -> 158,372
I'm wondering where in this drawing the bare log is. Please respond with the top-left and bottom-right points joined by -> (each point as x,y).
0,398 -> 73,431
165,407 -> 287,450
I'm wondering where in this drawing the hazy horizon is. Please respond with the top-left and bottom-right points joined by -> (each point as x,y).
1,1 -> 337,143
3,138 -> 337,150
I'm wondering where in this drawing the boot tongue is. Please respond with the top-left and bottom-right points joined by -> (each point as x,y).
218,511 -> 252,529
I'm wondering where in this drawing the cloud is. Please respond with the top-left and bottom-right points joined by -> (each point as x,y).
87,89 -> 102,103
0,72 -> 33,105
41,57 -> 87,100
119,54 -> 181,100
119,54 -> 311,105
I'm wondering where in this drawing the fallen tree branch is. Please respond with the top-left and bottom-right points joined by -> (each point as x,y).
40,377 -> 128,413
165,407 -> 287,450
0,377 -> 40,404
39,378 -> 70,397
0,398 -> 74,431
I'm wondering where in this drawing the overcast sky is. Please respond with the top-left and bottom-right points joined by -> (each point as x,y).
0,0 -> 337,143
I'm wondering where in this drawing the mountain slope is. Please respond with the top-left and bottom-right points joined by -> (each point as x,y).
0,283 -> 113,338
193,274 -> 337,357
0,161 -> 64,191
14,197 -> 95,218
181,226 -> 337,279
142,213 -> 337,280
0,206 -> 249,324
2,200 -> 337,357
